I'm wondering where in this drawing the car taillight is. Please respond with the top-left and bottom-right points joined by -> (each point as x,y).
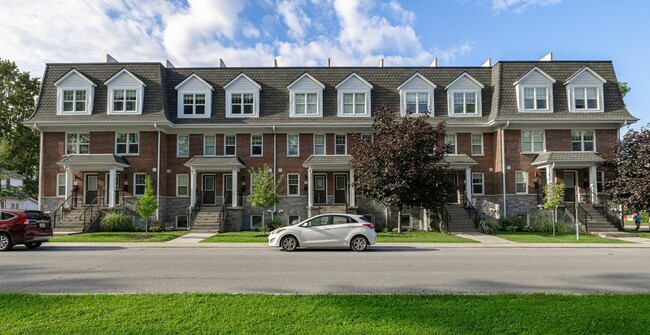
16,217 -> 29,225
362,223 -> 374,229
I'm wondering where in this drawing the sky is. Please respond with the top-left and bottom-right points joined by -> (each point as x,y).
1,0 -> 648,130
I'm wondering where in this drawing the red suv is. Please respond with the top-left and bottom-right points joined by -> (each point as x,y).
0,209 -> 53,251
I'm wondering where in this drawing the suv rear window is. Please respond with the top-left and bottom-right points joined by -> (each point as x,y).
25,211 -> 50,221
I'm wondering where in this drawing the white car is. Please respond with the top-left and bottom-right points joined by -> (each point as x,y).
268,214 -> 377,251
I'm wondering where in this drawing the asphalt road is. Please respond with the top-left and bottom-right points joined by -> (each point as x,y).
1,245 -> 649,294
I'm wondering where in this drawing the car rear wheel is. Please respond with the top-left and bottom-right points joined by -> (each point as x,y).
350,235 -> 369,252
280,235 -> 298,252
25,242 -> 42,249
0,233 -> 13,251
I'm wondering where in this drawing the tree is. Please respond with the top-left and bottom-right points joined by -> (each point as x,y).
543,182 -> 565,236
605,125 -> 650,213
0,59 -> 40,197
248,164 -> 283,234
134,176 -> 158,235
618,82 -> 631,99
0,170 -> 28,208
351,106 -> 448,233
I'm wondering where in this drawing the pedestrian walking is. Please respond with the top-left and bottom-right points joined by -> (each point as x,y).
633,212 -> 642,231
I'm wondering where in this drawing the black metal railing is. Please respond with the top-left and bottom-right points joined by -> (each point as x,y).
462,194 -> 480,228
564,200 -> 592,233
51,192 -> 75,228
217,192 -> 231,233
78,191 -> 104,232
187,193 -> 202,231
592,193 -> 624,230
440,204 -> 450,233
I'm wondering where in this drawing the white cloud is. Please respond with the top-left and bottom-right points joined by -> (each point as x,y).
277,0 -> 312,40
490,0 -> 561,13
433,42 -> 474,64
386,0 -> 416,25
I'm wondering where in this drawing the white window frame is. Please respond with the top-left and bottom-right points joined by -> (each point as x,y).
65,133 -> 90,155
472,173 -> 484,195
61,89 -> 88,113
471,133 -> 483,156
573,87 -> 601,111
565,68 -> 606,113
176,215 -> 189,229
335,134 -> 347,155
313,134 -> 326,155
340,92 -> 368,116
133,173 -> 146,196
111,89 -> 138,113
522,87 -> 550,111
513,67 -> 555,114
287,134 -> 300,157
56,173 -> 66,197
521,130 -> 545,153
445,133 -> 457,155
250,134 -> 263,157
105,69 -> 145,115
287,173 -> 300,196
181,93 -> 207,116
176,174 -> 189,197
515,171 -> 528,194
399,73 -> 436,117
225,74 -> 261,118
403,91 -> 431,115
203,135 -> 216,156
596,171 -> 605,193
224,134 -> 237,156
360,134 -> 373,142
288,73 -> 325,118
54,70 -> 95,116
336,73 -> 372,118
115,132 -> 139,155
177,135 -> 189,158
449,91 -> 480,115
175,74 -> 213,119
571,130 -> 596,152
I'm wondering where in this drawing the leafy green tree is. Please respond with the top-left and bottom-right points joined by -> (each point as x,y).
543,182 -> 565,236
618,82 -> 631,99
351,106 -> 448,233
248,164 -> 283,234
0,59 -> 40,197
134,176 -> 158,235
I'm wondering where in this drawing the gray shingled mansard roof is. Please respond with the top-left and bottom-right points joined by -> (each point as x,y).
26,61 -> 637,127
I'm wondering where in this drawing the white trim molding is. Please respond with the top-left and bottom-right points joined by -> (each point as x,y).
176,73 -> 213,119
104,69 -> 146,115
399,73 -> 436,116
224,73 -> 261,118
288,73 -> 325,118
54,69 -> 96,116
336,73 -> 373,117
513,67 -> 556,114
565,67 -> 606,113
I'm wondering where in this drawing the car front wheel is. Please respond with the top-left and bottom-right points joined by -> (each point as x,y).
0,233 -> 13,251
281,235 -> 298,252
25,242 -> 42,249
350,235 -> 369,252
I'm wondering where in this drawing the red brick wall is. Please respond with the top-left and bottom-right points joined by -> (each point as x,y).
42,132 -> 65,197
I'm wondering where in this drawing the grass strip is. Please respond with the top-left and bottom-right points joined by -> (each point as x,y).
0,293 -> 647,334
493,232 -> 629,243
202,231 -> 476,243
51,231 -> 188,243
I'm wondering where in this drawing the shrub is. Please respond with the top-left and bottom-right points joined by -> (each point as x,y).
147,220 -> 176,232
100,211 -> 134,232
267,219 -> 282,231
479,219 -> 500,234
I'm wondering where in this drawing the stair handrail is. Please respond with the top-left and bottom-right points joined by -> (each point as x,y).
589,191 -> 623,230
78,191 -> 104,232
564,200 -> 592,233
461,193 -> 480,228
187,192 -> 202,231
218,192 -> 230,233
50,192 -> 75,229
440,204 -> 450,233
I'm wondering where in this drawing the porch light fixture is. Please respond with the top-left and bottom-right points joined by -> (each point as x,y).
533,177 -> 539,189
303,178 -> 308,191
241,176 -> 246,189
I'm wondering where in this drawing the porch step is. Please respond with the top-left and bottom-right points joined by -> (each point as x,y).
318,205 -> 348,214
191,207 -> 223,232
573,205 -> 619,234
445,204 -> 476,233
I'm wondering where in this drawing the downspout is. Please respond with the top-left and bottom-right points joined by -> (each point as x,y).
501,120 -> 510,218
33,123 -> 43,210
154,122 -> 161,221
272,125 -> 277,220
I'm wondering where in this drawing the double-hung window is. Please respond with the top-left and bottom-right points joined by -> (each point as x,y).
225,135 -> 236,156
287,134 -> 299,156
471,134 -> 483,156
445,134 -> 457,154
521,130 -> 544,153
176,174 -> 189,197
342,93 -> 366,115
112,89 -> 137,112
177,135 -> 189,157
453,92 -> 477,114
574,87 -> 599,110
313,134 -> 325,155
62,90 -> 87,113
57,173 -> 66,197
406,92 -> 429,114
116,132 -> 139,155
523,87 -> 548,110
335,135 -> 346,155
515,171 -> 528,194
183,93 -> 206,115
231,93 -> 254,115
251,134 -> 263,156
134,173 -> 146,196
294,93 -> 318,115
66,133 -> 90,155
472,173 -> 484,195
571,130 -> 595,152
287,174 -> 299,196
596,171 -> 605,193
204,135 -> 216,156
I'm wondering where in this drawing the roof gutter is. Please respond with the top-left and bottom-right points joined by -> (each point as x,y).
32,123 -> 43,209
501,120 -> 510,218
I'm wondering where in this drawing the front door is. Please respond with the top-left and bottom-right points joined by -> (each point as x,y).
334,174 -> 347,204
202,175 -> 216,205
223,174 -> 232,205
314,174 -> 327,204
85,174 -> 98,204
564,172 -> 576,202
445,173 -> 458,203
104,173 -> 120,205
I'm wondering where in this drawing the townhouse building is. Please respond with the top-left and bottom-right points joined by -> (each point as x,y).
25,59 -> 637,231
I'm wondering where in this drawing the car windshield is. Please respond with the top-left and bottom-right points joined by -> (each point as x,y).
25,211 -> 50,221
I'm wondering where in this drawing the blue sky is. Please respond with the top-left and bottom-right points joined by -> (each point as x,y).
1,0 -> 648,129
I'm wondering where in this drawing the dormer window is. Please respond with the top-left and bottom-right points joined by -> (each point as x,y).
183,94 -> 206,115
446,73 -> 483,117
288,73 -> 324,117
224,73 -> 261,118
336,73 -> 372,117
54,69 -> 96,116
565,67 -> 606,113
104,69 -> 146,115
175,74 -> 213,119
513,67 -> 555,113
398,73 -> 435,116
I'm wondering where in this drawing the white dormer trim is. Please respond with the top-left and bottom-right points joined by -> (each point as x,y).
564,67 -> 606,113
398,72 -> 436,116
54,69 -> 96,116
446,72 -> 483,117
288,73 -> 325,118
176,74 -> 213,119
224,73 -> 261,118
104,69 -> 145,115
336,73 -> 373,117
513,67 -> 556,113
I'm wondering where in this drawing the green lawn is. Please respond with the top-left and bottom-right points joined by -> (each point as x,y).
626,230 -> 650,239
201,231 -> 476,243
51,231 -> 188,243
0,293 -> 648,334
493,232 -> 629,243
